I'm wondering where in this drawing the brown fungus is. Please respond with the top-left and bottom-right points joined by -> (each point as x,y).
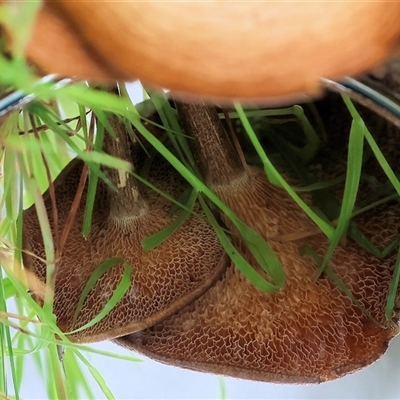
22,114 -> 228,343
116,103 -> 400,383
26,2 -> 400,100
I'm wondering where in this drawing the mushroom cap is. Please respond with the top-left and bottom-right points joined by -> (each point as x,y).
116,166 -> 400,383
26,2 -> 400,101
23,158 -> 228,343
26,4 -> 114,80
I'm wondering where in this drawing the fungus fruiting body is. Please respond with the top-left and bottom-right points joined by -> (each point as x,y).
116,103 -> 400,383
21,2 -> 400,100
23,115 -> 228,343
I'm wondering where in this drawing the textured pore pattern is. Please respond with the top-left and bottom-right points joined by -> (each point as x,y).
118,167 -> 399,383
23,159 -> 228,343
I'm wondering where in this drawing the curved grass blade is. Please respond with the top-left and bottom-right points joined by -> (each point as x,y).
26,102 -> 131,178
59,83 -> 138,118
47,342 -> 67,400
147,90 -> 198,172
82,117 -> 104,238
220,105 -> 321,164
127,114 -> 286,291
1,278 -> 17,301
73,350 -> 115,400
13,330 -> 27,395
142,188 -> 198,251
291,104 -> 321,163
301,245 -> 383,327
218,377 -> 227,400
0,272 -> 19,399
19,152 -> 56,310
385,244 -> 400,320
70,258 -> 131,333
79,346 -> 142,363
348,223 -> 400,259
63,348 -> 95,400
315,115 -> 364,277
292,176 -> 345,192
199,195 -> 284,292
234,103 -> 335,240
342,94 -> 400,195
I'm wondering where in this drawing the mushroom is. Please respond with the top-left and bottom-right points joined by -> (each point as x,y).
115,103 -> 400,382
22,113 -> 228,343
21,2 -> 400,101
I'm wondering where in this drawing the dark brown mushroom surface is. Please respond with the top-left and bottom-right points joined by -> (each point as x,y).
22,115 -> 228,343
116,103 -> 400,383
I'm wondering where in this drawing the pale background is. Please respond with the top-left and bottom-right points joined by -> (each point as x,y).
20,336 -> 400,399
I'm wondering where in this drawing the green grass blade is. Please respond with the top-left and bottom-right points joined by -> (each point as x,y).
63,348 -> 95,400
147,91 -> 198,171
235,218 -> 285,287
73,350 -> 115,400
199,195 -> 283,292
364,129 -> 400,196
1,277 -> 17,300
342,94 -> 400,196
0,275 -> 10,398
324,266 -> 381,326
221,107 -> 299,119
26,102 -> 131,175
3,148 -> 19,220
79,346 -> 142,362
70,257 -> 129,330
82,119 -> 104,238
234,103 -> 335,240
220,105 -> 321,163
21,159 -> 56,310
0,2 -> 41,58
288,105 -> 321,163
14,329 -> 27,394
385,244 -> 400,320
128,115 -> 285,291
131,170 -> 202,219
301,245 -> 382,326
58,84 -> 138,118
82,165 -> 100,238
0,287 -> 19,400
348,223 -> 400,259
315,117 -> 364,277
292,176 -> 345,192
92,109 -> 116,140
47,343 -> 67,400
142,188 -> 197,251
218,377 -> 227,400
68,263 -> 131,334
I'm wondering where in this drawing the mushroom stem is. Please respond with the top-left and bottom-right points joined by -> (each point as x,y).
103,115 -> 147,221
175,102 -> 245,187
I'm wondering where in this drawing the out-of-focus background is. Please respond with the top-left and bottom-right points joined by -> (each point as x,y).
19,336 -> 400,399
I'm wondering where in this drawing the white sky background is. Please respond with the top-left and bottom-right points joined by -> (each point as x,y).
19,336 -> 400,399
90,337 -> 400,399
16,81 -> 400,399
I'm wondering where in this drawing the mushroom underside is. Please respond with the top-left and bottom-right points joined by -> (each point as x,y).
22,86 -> 400,380
23,156 -> 228,343
115,94 -> 400,383
116,167 -> 400,383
